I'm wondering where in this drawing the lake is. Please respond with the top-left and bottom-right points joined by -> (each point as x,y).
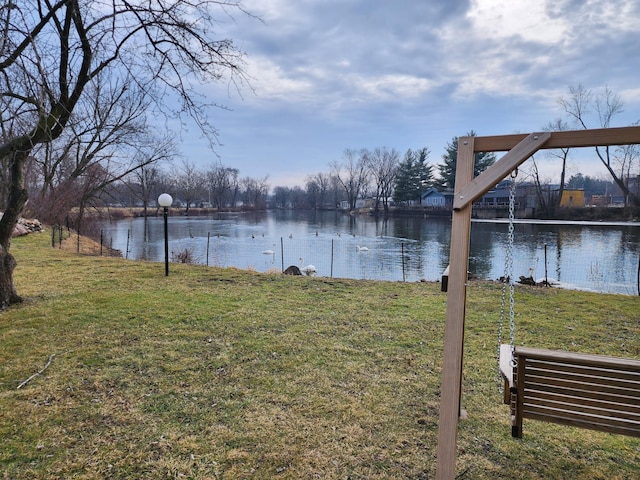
100,210 -> 640,295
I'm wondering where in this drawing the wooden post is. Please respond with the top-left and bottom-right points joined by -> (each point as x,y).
435,132 -> 551,479
435,136 -> 475,479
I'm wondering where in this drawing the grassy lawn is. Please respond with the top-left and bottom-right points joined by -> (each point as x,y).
1,231 -> 639,479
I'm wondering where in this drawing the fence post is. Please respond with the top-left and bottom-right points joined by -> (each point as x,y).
401,242 -> 406,282
280,237 -> 284,272
125,229 -> 130,259
206,232 -> 211,267
331,239 -> 334,278
544,244 -> 549,287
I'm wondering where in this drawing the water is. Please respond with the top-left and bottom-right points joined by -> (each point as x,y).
100,210 -> 640,295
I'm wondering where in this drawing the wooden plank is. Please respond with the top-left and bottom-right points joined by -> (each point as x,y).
513,356 -> 526,438
523,403 -> 640,425
523,382 -> 640,407
523,405 -> 640,428
522,403 -> 640,432
525,368 -> 640,391
527,368 -> 640,395
436,137 -> 476,480
515,347 -> 640,370
453,133 -> 550,210
524,411 -> 640,438
524,375 -> 638,398
499,344 -> 514,386
524,361 -> 640,383
523,391 -> 640,418
472,126 -> 640,152
499,344 -> 514,405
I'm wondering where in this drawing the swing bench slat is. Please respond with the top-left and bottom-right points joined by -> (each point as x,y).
500,345 -> 640,438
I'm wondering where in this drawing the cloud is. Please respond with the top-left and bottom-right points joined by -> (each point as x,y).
467,0 -> 569,44
244,56 -> 315,101
184,0 -> 640,187
226,1 -> 468,106
355,74 -> 438,100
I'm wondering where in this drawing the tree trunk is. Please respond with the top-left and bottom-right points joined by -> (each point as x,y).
0,151 -> 30,310
0,248 -> 21,309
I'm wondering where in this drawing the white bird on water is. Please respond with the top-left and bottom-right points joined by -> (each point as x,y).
356,245 -> 369,252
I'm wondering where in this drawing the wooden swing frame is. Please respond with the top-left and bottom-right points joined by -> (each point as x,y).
435,125 -> 640,480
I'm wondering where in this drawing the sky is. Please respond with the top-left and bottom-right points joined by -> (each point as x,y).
180,0 -> 640,190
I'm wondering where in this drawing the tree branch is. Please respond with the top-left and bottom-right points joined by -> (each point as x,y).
17,353 -> 56,389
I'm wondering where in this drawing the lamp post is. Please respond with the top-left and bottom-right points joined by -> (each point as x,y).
158,193 -> 173,276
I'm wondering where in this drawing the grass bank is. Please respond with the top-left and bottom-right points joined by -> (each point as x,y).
1,231 -> 639,479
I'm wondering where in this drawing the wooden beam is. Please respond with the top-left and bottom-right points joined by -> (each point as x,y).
435,136 -> 475,480
472,125 -> 640,152
453,132 -> 550,211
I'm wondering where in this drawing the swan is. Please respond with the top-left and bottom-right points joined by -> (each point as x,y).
356,245 -> 369,252
262,249 -> 274,255
299,258 -> 317,276
300,264 -> 317,276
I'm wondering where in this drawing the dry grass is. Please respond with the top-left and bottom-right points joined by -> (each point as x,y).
1,230 -> 639,479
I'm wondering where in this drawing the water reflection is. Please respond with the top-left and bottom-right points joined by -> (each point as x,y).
100,211 -> 640,295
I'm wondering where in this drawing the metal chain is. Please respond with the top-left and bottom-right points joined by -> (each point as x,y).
497,253 -> 508,381
497,171 -> 518,387
507,173 -> 517,366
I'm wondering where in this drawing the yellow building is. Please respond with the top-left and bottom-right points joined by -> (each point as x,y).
560,189 -> 585,207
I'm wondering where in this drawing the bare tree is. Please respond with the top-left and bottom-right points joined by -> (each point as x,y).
27,83 -> 178,225
559,84 -> 640,207
0,0 -> 251,308
305,172 -> 331,210
365,147 -> 400,214
613,141 -> 640,205
173,160 -> 205,214
241,176 -> 269,210
524,154 -> 556,218
330,149 -> 370,210
131,162 -> 162,217
207,164 -> 239,209
273,186 -> 292,209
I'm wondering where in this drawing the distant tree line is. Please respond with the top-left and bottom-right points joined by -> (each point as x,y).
104,161 -> 270,215
272,138 -> 497,214
17,125 -> 630,231
5,81 -> 635,238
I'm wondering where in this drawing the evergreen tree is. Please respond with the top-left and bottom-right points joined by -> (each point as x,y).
567,174 -> 615,197
393,148 -> 433,203
436,131 -> 496,189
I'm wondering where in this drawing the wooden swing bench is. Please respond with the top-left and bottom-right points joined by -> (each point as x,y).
499,345 -> 640,438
